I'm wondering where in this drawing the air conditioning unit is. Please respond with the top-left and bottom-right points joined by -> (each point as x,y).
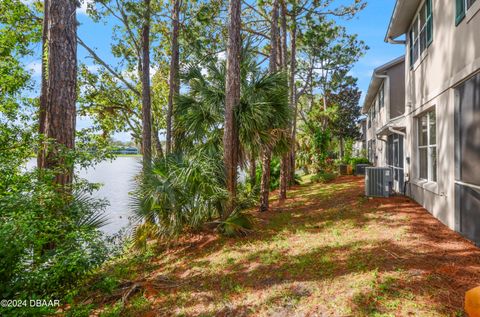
365,167 -> 392,197
355,164 -> 370,176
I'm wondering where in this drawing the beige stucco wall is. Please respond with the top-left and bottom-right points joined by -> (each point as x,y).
403,0 -> 480,230
365,60 -> 406,167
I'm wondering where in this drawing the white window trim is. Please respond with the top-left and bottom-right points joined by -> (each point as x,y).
417,110 -> 437,182
408,0 -> 432,69
466,0 -> 480,22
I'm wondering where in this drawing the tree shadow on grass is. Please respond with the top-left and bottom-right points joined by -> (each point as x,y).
161,237 -> 479,316
90,176 -> 480,316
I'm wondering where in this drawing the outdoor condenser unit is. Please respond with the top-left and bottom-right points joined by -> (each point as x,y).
355,164 -> 370,176
365,167 -> 392,197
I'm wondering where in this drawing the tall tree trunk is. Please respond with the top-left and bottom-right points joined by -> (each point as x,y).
223,0 -> 241,219
249,156 -> 256,188
37,0 -> 49,170
153,125 -> 164,158
269,0 -> 279,73
43,0 -> 77,186
166,0 -> 180,155
289,21 -> 297,184
260,0 -> 279,212
280,0 -> 288,69
141,0 -> 152,171
278,0 -> 288,201
339,137 -> 344,160
259,148 -> 271,212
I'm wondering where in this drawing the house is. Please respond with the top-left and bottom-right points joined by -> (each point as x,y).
352,117 -> 367,157
381,0 -> 480,244
362,56 -> 406,193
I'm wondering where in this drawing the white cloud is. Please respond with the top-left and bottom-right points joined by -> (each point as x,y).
86,64 -> 100,73
78,0 -> 94,15
20,0 -> 92,15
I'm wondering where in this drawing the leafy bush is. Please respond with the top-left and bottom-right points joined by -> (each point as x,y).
217,211 -> 254,237
251,157 -> 301,191
131,153 -> 228,242
311,171 -> 337,183
0,170 -> 111,316
347,156 -> 370,166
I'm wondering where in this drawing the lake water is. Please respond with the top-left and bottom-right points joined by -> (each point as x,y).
27,157 -> 141,235
26,156 -> 248,236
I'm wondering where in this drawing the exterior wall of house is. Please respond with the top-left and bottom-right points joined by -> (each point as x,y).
402,0 -> 480,230
353,120 -> 367,157
388,62 -> 406,119
365,60 -> 406,167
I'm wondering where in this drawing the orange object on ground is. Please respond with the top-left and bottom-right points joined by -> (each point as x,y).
466,286 -> 480,317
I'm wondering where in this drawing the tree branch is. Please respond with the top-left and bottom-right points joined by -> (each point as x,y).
77,37 -> 141,97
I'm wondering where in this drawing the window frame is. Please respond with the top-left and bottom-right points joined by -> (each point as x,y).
379,83 -> 385,109
417,110 -> 437,182
409,0 -> 433,67
456,0 -> 478,25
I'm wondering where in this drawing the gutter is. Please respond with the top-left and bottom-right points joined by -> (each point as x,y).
387,37 -> 406,45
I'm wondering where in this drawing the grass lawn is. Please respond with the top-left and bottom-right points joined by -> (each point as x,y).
71,176 -> 480,316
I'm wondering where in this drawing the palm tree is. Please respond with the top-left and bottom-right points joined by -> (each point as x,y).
174,49 -> 290,170
131,48 -> 290,242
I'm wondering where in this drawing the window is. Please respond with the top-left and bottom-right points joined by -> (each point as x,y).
417,110 -> 437,181
409,0 -> 433,66
379,84 -> 385,108
456,0 -> 477,25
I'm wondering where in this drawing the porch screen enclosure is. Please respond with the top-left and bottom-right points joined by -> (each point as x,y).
387,133 -> 404,193
455,72 -> 480,245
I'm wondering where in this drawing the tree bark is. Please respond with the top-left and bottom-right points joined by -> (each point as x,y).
269,0 -> 279,73
249,156 -> 256,188
280,0 -> 288,69
37,0 -> 49,170
339,137 -> 344,160
166,0 -> 180,155
278,0 -> 288,200
43,0 -> 77,186
259,148 -> 271,212
289,21 -> 297,185
223,0 -> 241,219
141,0 -> 152,171
260,0 -> 279,211
153,125 -> 164,158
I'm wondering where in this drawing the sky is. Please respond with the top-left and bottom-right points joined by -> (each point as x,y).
23,0 -> 404,142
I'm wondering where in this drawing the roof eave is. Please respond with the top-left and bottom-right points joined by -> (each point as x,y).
385,0 -> 422,42
361,56 -> 405,113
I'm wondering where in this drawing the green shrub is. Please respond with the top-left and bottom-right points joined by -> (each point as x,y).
348,157 -> 370,166
252,156 -> 301,191
348,157 -> 370,173
311,171 -> 337,183
217,211 -> 254,237
131,153 -> 228,241
0,170 -> 111,317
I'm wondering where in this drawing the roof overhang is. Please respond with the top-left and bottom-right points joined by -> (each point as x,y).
385,0 -> 422,41
361,56 -> 405,114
